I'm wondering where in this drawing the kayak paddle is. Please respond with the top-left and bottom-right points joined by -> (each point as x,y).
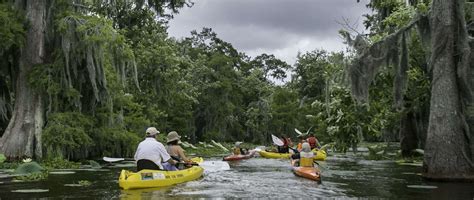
271,134 -> 284,146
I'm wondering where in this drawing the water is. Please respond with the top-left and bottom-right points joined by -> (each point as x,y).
1,153 -> 473,199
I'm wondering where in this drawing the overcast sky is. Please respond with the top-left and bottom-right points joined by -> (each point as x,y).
168,0 -> 371,65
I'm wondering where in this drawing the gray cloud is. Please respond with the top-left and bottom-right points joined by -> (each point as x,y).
168,0 -> 371,64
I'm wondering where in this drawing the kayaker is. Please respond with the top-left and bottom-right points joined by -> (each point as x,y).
296,134 -> 306,152
296,142 -> 315,167
277,135 -> 292,153
307,133 -> 321,150
134,127 -> 177,171
232,142 -> 247,155
164,131 -> 192,170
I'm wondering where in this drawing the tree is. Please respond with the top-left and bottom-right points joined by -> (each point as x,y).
348,0 -> 474,180
423,0 -> 474,180
0,0 -> 187,159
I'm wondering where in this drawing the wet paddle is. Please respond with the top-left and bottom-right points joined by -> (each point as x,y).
102,157 -> 230,172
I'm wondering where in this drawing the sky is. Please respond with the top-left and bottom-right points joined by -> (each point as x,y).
168,0 -> 371,66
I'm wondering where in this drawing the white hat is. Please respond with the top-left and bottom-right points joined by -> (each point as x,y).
146,127 -> 160,136
235,142 -> 243,147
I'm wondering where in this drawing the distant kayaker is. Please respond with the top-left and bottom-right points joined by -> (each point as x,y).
296,142 -> 314,167
296,134 -> 306,152
164,131 -> 192,170
134,127 -> 177,171
232,142 -> 247,155
306,133 -> 321,150
277,135 -> 292,153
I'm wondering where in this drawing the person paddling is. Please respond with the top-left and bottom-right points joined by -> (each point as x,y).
295,142 -> 315,167
296,134 -> 306,152
134,127 -> 177,171
277,135 -> 293,153
232,142 -> 248,155
306,133 -> 321,150
164,131 -> 192,170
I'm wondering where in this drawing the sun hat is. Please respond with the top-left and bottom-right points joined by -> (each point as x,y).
235,142 -> 243,147
167,131 -> 181,143
146,127 -> 160,136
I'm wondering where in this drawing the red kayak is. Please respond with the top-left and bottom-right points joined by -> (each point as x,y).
223,150 -> 256,161
291,160 -> 321,183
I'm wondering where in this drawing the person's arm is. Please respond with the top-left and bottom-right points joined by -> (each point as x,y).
134,145 -> 140,163
177,146 -> 190,162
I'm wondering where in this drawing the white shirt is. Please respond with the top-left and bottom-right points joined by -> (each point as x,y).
134,137 -> 171,169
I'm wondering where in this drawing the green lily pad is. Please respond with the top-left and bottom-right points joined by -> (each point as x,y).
13,162 -> 44,174
407,185 -> 438,189
64,184 -> 82,187
49,171 -> 76,175
89,160 -> 101,169
12,189 -> 49,193
397,162 -> 422,167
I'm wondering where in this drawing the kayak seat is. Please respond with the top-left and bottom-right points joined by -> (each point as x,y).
137,159 -> 161,171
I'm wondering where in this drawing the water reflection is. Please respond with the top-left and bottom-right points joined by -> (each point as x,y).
0,153 -> 473,199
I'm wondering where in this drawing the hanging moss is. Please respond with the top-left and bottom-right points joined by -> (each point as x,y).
343,13 -> 426,105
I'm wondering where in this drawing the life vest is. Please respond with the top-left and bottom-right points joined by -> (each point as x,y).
297,143 -> 303,152
307,137 -> 317,149
300,157 -> 314,167
299,151 -> 314,167
282,138 -> 289,147
233,147 -> 241,155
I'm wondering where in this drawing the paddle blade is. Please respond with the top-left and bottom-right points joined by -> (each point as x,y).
294,128 -> 303,136
271,134 -> 284,146
103,157 -> 125,162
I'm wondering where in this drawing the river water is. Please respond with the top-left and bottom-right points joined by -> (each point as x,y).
0,153 -> 473,199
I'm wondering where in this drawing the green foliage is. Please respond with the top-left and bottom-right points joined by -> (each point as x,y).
0,154 -> 5,164
90,127 -> 140,158
42,112 -> 94,159
42,157 -> 80,169
78,180 -> 92,186
13,162 -> 44,175
89,160 -> 101,169
0,3 -> 24,53
0,161 -> 19,169
14,172 -> 48,182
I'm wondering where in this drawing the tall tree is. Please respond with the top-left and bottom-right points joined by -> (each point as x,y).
0,0 -> 187,159
423,0 -> 473,180
0,0 -> 48,159
348,0 -> 474,180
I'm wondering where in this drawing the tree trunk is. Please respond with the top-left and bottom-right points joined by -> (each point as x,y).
423,0 -> 474,180
400,111 -> 418,157
0,0 -> 46,159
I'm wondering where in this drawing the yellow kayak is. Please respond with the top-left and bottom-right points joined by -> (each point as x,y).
119,157 -> 204,190
259,149 -> 327,161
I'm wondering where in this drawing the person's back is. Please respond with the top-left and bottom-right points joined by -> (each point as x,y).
233,142 -> 244,155
299,143 -> 314,167
134,127 -> 172,171
233,147 -> 241,155
277,136 -> 290,153
164,131 -> 191,170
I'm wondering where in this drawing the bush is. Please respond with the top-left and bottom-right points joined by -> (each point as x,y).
42,112 -> 94,159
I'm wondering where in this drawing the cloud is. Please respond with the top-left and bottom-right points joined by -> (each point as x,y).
168,0 -> 371,65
